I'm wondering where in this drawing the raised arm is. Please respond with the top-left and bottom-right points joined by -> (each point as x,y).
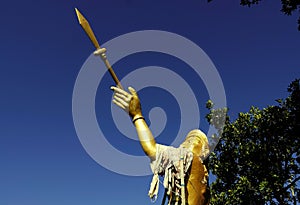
111,86 -> 156,158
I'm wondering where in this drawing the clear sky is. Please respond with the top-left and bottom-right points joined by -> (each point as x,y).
0,1 -> 299,205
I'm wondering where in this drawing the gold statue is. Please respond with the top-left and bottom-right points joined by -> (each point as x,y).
111,86 -> 210,205
75,8 -> 210,204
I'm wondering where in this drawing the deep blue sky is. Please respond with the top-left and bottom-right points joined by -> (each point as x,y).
0,1 -> 299,204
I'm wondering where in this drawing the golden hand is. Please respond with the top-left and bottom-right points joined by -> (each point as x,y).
110,86 -> 142,119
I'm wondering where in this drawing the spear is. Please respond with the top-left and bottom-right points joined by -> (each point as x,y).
75,8 -> 123,89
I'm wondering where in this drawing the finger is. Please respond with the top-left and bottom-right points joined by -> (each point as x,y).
110,86 -> 118,91
111,86 -> 131,97
111,86 -> 128,101
112,99 -> 126,110
115,92 -> 132,102
114,95 -> 129,107
111,86 -> 125,94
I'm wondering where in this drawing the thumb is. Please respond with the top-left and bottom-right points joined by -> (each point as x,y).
128,87 -> 137,96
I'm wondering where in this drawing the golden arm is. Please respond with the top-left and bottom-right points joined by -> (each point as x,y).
111,86 -> 156,158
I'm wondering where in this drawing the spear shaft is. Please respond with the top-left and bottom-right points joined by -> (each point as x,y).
75,8 -> 123,89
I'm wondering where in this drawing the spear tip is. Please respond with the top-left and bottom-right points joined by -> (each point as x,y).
74,8 -> 101,49
75,8 -> 85,25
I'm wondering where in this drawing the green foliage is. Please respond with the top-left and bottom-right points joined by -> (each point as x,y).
208,0 -> 300,30
206,79 -> 300,204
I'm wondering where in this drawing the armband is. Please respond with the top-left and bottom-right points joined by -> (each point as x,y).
132,116 -> 145,123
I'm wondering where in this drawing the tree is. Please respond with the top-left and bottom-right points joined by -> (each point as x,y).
208,0 -> 300,31
206,79 -> 300,204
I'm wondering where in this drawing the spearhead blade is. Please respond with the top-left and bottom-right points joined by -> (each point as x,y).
75,8 -> 100,49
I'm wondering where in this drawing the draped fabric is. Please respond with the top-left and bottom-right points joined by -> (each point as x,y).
148,129 -> 210,205
148,144 -> 194,204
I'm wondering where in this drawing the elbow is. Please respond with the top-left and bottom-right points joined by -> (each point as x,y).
141,141 -> 156,158
144,149 -> 156,159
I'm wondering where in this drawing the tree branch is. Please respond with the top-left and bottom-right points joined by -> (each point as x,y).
284,175 -> 300,191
